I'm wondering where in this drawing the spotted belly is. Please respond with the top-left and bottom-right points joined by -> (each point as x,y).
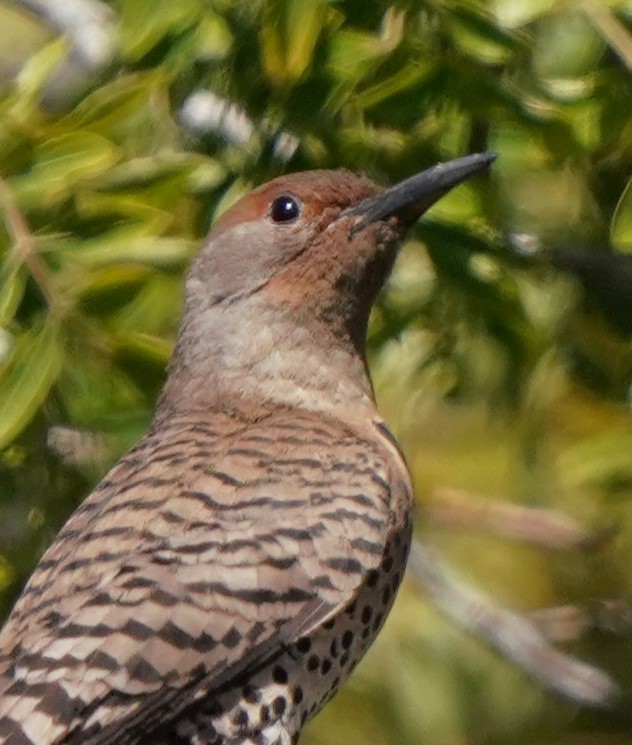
158,527 -> 411,745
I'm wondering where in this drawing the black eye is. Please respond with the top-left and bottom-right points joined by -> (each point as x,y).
270,195 -> 301,223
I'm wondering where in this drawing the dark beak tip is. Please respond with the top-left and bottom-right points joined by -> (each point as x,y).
475,151 -> 497,169
345,151 -> 497,233
439,151 -> 497,180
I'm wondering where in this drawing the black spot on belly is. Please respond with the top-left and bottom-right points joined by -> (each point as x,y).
272,696 -> 287,716
307,654 -> 319,671
296,637 -> 311,654
232,708 -> 248,727
272,665 -> 288,684
320,658 -> 332,675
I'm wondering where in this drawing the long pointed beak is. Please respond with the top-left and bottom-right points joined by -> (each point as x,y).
344,153 -> 496,234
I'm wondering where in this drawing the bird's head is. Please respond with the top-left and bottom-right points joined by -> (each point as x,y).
186,154 -> 495,348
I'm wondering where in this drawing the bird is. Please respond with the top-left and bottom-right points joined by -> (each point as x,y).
0,153 -> 494,745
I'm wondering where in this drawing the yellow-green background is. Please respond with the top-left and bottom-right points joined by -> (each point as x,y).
0,0 -> 631,742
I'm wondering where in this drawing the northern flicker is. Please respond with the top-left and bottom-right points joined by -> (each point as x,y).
0,153 -> 494,745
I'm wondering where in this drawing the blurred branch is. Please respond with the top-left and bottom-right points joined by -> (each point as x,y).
528,605 -> 592,643
12,0 -> 118,107
15,0 -> 117,68
427,487 -> 615,552
0,177 -> 62,313
46,425 -> 109,471
580,0 -> 632,71
408,538 -> 621,708
529,601 -> 632,643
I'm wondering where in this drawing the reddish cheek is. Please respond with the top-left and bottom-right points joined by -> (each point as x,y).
261,228 -> 366,310
262,269 -> 330,311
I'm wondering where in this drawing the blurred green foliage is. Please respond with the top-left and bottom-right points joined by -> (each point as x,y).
0,0 -> 630,742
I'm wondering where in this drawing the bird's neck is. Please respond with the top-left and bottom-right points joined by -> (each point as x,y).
155,296 -> 376,424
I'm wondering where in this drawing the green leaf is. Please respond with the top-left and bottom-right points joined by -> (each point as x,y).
58,224 -> 194,268
74,193 -> 176,225
559,431 -> 632,489
111,274 -> 183,335
328,30 -> 382,82
447,8 -> 518,64
260,12 -> 286,86
82,153 -> 211,190
0,262 -> 26,326
14,37 -> 68,104
354,62 -> 436,111
492,0 -> 558,28
0,3 -> 52,80
60,72 -> 168,135
9,132 -> 121,210
327,6 -> 405,84
532,12 -> 604,79
0,554 -> 14,593
120,0 -> 202,61
113,330 -> 173,367
612,176 -> 632,253
72,264 -> 154,309
194,11 -> 234,60
261,0 -> 331,85
0,322 -> 63,450
57,344 -> 146,426
286,0 -> 329,80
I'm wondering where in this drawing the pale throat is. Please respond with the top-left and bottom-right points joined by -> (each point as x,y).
160,297 -> 377,417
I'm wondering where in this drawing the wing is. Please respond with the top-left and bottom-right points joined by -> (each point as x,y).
0,408 -> 411,745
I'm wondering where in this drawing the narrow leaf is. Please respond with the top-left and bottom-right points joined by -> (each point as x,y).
0,323 -> 63,450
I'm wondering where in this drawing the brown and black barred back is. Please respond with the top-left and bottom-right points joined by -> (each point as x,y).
0,407 -> 412,745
